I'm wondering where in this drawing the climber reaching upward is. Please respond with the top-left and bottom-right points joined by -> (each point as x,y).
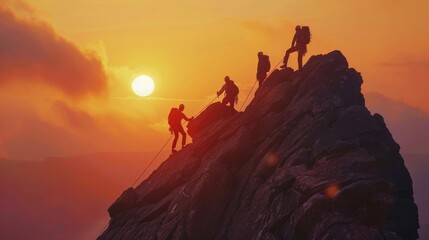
168,104 -> 194,153
217,76 -> 239,110
281,25 -> 311,70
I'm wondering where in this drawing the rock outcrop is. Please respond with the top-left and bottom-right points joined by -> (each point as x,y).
99,51 -> 419,240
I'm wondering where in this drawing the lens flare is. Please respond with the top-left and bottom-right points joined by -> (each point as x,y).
325,182 -> 340,199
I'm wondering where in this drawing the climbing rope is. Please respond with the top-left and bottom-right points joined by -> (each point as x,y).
194,95 -> 218,117
130,95 -> 218,188
239,80 -> 258,111
131,135 -> 173,187
239,59 -> 283,111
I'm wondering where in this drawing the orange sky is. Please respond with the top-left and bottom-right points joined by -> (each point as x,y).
1,0 -> 428,160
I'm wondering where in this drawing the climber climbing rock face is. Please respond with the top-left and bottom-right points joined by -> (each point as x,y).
217,76 -> 239,110
281,25 -> 311,70
256,51 -> 271,87
168,104 -> 194,153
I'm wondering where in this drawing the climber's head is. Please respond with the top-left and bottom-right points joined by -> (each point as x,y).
179,104 -> 185,111
295,25 -> 301,31
258,51 -> 263,56
224,76 -> 230,83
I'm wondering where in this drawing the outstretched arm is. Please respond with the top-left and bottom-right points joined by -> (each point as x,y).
217,85 -> 225,96
182,113 -> 193,121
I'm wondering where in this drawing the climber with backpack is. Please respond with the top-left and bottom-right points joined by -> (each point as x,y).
256,51 -> 271,87
281,25 -> 311,70
168,104 -> 194,153
217,76 -> 239,110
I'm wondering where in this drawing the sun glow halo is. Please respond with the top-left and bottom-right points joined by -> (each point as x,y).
132,75 -> 155,97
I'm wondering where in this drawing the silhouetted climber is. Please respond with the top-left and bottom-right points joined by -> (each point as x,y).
168,104 -> 194,153
217,76 -> 239,109
257,52 -> 271,87
281,25 -> 311,70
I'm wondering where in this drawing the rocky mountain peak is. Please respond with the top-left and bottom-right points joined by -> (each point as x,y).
99,51 -> 419,240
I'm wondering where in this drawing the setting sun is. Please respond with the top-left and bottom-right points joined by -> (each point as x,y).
132,75 -> 155,97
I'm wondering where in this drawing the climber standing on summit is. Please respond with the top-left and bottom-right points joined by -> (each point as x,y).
168,104 -> 194,153
217,76 -> 239,110
281,25 -> 311,70
256,51 -> 271,87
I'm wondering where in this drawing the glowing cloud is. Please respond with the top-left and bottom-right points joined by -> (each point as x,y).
0,6 -> 107,97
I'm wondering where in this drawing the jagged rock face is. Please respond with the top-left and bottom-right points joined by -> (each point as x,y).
99,51 -> 419,240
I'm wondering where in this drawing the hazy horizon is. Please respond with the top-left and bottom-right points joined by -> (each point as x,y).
1,0 -> 429,161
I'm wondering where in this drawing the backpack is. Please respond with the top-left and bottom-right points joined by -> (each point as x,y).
228,81 -> 239,97
168,108 -> 181,126
300,26 -> 311,45
262,55 -> 271,73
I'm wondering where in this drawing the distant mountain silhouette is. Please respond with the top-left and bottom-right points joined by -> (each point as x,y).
0,152 -> 169,240
99,51 -> 419,240
365,92 -> 429,155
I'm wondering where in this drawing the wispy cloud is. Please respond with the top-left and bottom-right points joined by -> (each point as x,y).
377,58 -> 429,68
